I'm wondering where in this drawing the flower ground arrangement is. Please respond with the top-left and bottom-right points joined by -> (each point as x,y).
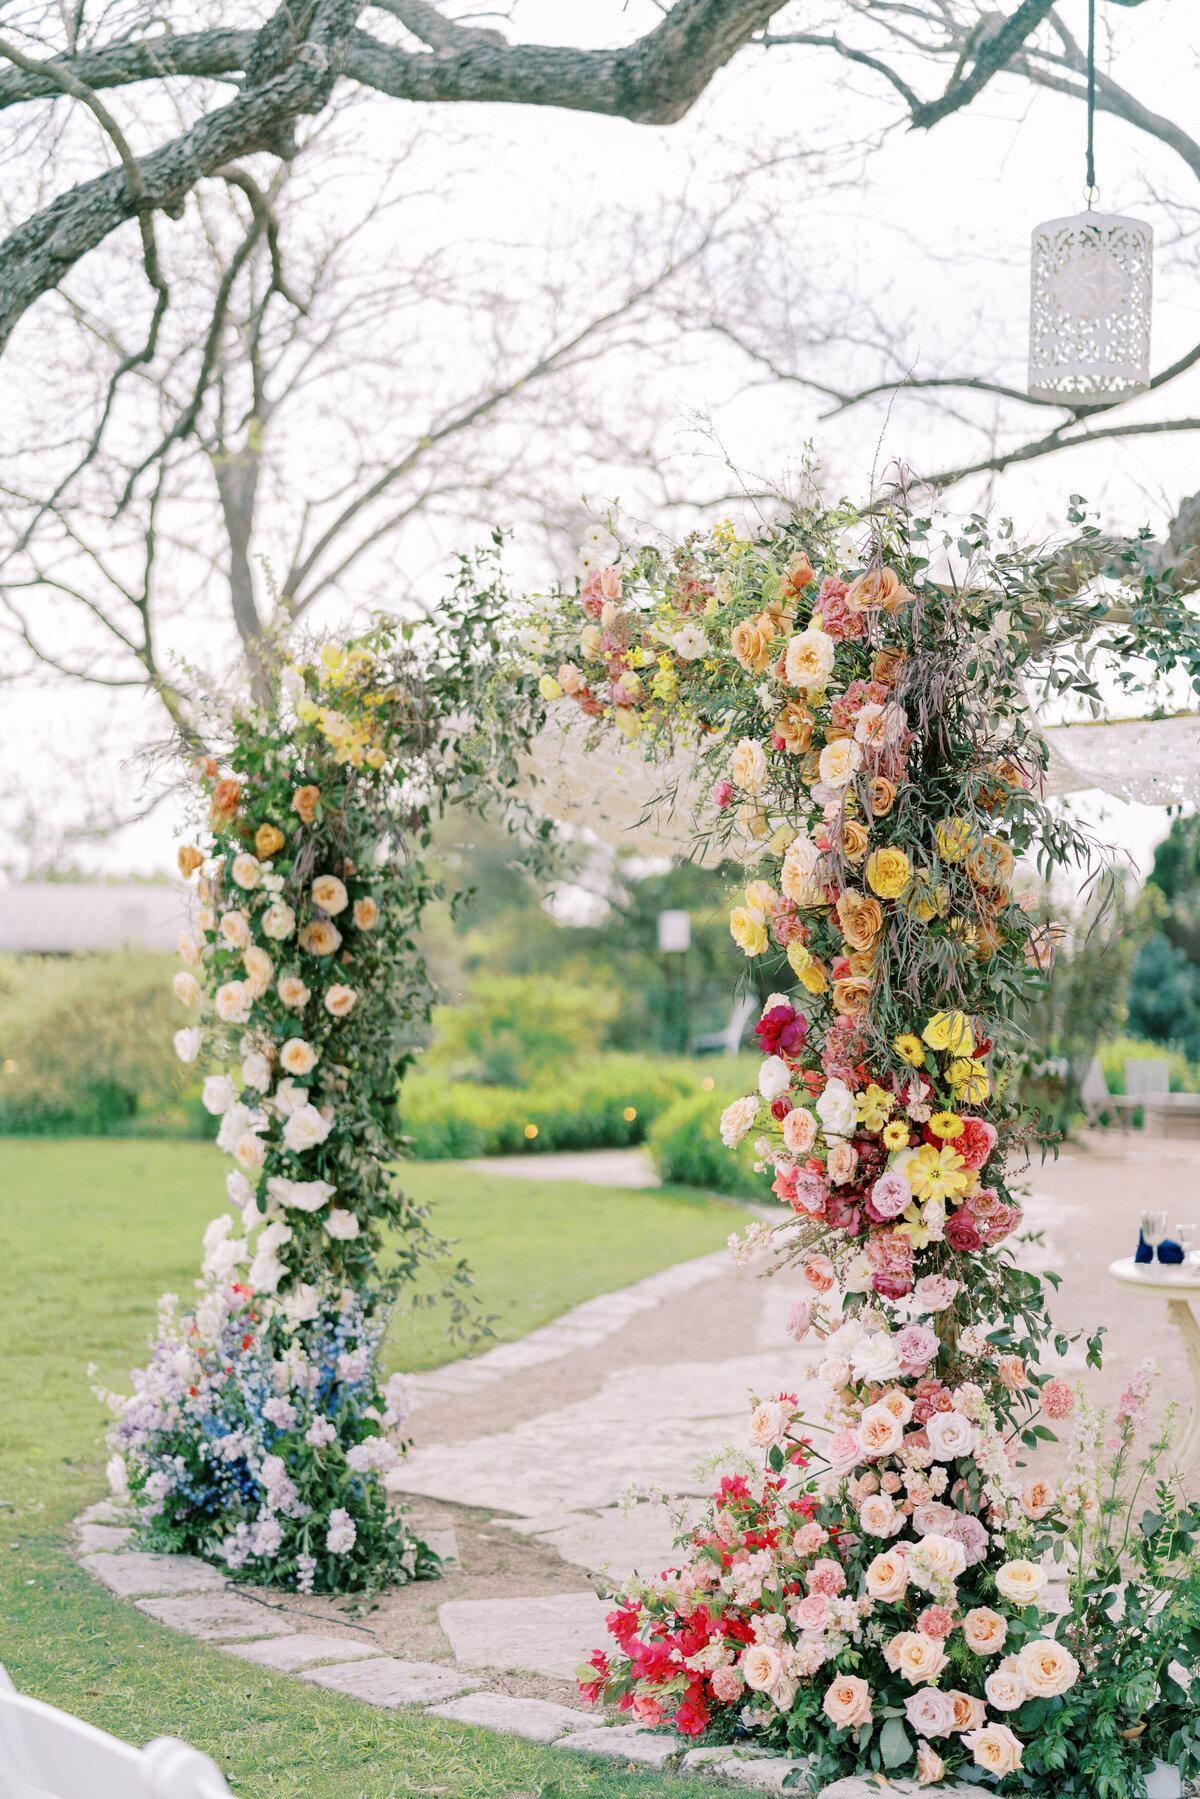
507,500 -> 1200,1790
102,602 -> 551,1593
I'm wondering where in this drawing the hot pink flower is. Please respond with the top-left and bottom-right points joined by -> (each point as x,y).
944,1212 -> 984,1253
712,779 -> 734,809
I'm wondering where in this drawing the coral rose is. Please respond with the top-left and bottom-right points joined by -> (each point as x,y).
255,823 -> 286,860
292,785 -> 320,824
822,1674 -> 872,1728
1017,1638 -> 1079,1697
962,1608 -> 1007,1656
731,737 -> 768,794
801,1253 -> 836,1294
996,1355 -> 1029,1391
865,1550 -> 908,1602
299,919 -> 342,956
865,846 -> 912,901
994,1560 -> 1045,1607
846,567 -> 906,613
836,889 -> 883,950
895,1632 -> 949,1685
211,778 -> 240,821
961,1723 -> 1022,1777
774,699 -> 815,752
177,845 -> 203,879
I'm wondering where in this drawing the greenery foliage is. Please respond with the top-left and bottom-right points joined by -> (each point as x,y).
423,971 -> 622,1087
648,1086 -> 764,1199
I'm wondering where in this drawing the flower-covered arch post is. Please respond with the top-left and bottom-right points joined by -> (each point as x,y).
512,503 -> 1200,1791
102,595 -> 554,1594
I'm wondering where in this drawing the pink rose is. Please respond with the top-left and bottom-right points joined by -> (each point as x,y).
791,1173 -> 829,1217
912,1502 -> 955,1537
894,1324 -> 939,1369
802,1254 -> 836,1294
713,779 -> 734,809
955,1117 -> 998,1171
867,1170 -> 911,1221
912,1274 -> 959,1313
795,1592 -> 829,1629
944,1212 -> 983,1252
785,1300 -> 812,1341
904,1685 -> 957,1739
827,1427 -> 861,1476
985,1205 -> 1022,1244
782,1108 -> 818,1156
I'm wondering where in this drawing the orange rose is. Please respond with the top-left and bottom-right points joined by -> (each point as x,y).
833,975 -> 872,1017
967,835 -> 1016,892
840,818 -> 869,864
774,699 -> 814,753
871,647 -> 907,686
868,775 -> 897,817
255,823 -> 286,860
731,613 -> 777,672
836,890 -> 883,951
782,552 -> 815,598
292,785 -> 320,824
177,846 -> 203,879
846,949 -> 875,978
846,567 -> 908,613
210,778 -> 240,821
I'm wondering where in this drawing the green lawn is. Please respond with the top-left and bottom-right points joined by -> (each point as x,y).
0,1138 -> 737,1798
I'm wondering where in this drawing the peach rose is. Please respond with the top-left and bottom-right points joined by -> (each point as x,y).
1016,1638 -> 1079,1698
1020,1478 -> 1054,1521
280,1038 -> 319,1077
895,1631 -> 949,1686
962,1607 -> 1008,1656
731,737 -> 768,794
994,1559 -> 1045,1607
961,1723 -> 1022,1777
731,614 -> 777,673
858,1401 -> 905,1458
219,910 -> 251,950
298,919 -> 342,957
312,874 -> 349,916
840,818 -> 870,864
177,845 -> 203,879
278,976 -> 310,1010
801,1253 -> 836,1294
858,1492 -> 900,1537
865,1550 -> 908,1603
827,1140 -> 859,1186
742,1643 -> 784,1692
822,1674 -> 872,1728
835,890 -> 883,951
916,1743 -> 945,1786
292,784 -> 319,824
995,1355 -> 1029,1392
243,946 -> 273,998
748,1400 -> 790,1450
782,1108 -> 817,1156
774,699 -> 814,752
215,980 -> 251,1024
868,774 -> 897,817
211,778 -> 240,820
818,738 -> 864,789
352,896 -> 379,930
872,647 -> 906,686
845,566 -> 906,613
324,984 -> 357,1018
832,976 -> 872,1018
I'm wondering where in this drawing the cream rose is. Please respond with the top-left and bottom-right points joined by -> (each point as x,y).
785,629 -> 836,690
231,853 -> 261,890
234,1130 -> 267,1172
219,910 -> 251,950
827,1139 -> 859,1186
895,1632 -> 948,1686
177,928 -> 203,966
201,1075 -> 236,1115
267,1176 -> 336,1213
780,831 -> 822,906
1016,1638 -> 1079,1698
818,738 -> 864,789
948,1690 -> 987,1732
962,1607 -> 1008,1656
324,984 -> 357,1018
280,1038 -> 319,1077
731,737 -> 768,794
916,1743 -> 945,1786
858,1493 -> 901,1538
312,874 -> 349,915
172,970 -> 202,1008
243,946 -> 273,998
907,1534 -> 967,1592
215,980 -> 252,1024
850,1332 -> 902,1384
925,1410 -> 977,1460
857,1401 -> 905,1458
758,1056 -> 791,1101
782,1108 -> 817,1156
984,1668 -> 1026,1712
352,896 -> 379,930
261,902 -> 296,941
720,1094 -> 759,1147
748,1400 -> 790,1450
821,1673 -> 872,1728
1020,1477 -> 1054,1521
864,1551 -> 908,1603
241,1051 -> 271,1093
962,1723 -> 1022,1777
282,1104 -> 333,1153
324,1208 -> 360,1240
994,1559 -> 1046,1607
299,919 -> 342,956
173,1027 -> 201,1064
278,975 -> 310,1010
742,1644 -> 783,1693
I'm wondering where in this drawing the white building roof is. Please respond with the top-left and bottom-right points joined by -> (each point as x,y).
0,883 -> 190,954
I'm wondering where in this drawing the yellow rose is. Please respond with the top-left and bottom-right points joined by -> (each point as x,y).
729,906 -> 768,956
902,869 -> 947,922
797,958 -> 828,994
784,628 -> 836,689
865,846 -> 912,901
538,674 -> 563,701
935,816 -> 978,863
894,1033 -> 925,1067
744,880 -> 778,912
922,1010 -> 973,1054
786,940 -> 813,976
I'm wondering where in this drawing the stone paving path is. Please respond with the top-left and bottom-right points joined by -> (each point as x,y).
74,1136 -> 1198,1793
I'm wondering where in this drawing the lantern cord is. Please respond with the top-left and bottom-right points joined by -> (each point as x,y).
1085,0 -> 1097,206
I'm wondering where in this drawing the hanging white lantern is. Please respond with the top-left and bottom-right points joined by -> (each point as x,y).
1028,212 -> 1152,400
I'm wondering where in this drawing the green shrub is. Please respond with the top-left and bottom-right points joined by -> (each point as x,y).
424,972 -> 623,1088
399,1054 -> 711,1158
0,953 -> 198,1135
1097,1035 -> 1198,1094
649,1085 -> 769,1201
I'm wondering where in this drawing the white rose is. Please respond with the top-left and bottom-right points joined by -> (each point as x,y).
984,1669 -> 1026,1712
280,1283 -> 321,1324
815,1077 -> 856,1139
758,1056 -> 792,1101
720,1094 -> 759,1147
234,1131 -> 267,1172
202,1075 -> 237,1115
173,1027 -> 202,1064
994,1560 -> 1046,1607
784,628 -> 836,688
850,1331 -> 903,1384
261,902 -> 296,941
843,1251 -> 873,1293
324,1208 -> 360,1240
215,980 -> 252,1024
173,971 -> 201,1007
241,1053 -> 271,1093
324,984 -> 357,1018
266,1175 -> 336,1212
906,1533 -> 967,1592
248,1250 -> 285,1292
283,1104 -> 333,1153
226,1169 -> 254,1210
818,1357 -> 851,1389
271,1078 -> 308,1117
731,737 -> 767,794
925,1410 -> 978,1461
216,1102 -> 252,1153
231,854 -> 261,890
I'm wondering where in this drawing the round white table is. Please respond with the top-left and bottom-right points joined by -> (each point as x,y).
1108,1256 -> 1200,1475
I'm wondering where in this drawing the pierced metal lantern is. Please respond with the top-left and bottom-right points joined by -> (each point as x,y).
1028,212 -> 1152,400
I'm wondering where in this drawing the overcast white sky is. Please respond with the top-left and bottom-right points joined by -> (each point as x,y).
2,0 -> 1196,886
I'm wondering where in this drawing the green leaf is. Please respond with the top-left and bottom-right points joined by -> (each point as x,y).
878,1717 -> 913,1768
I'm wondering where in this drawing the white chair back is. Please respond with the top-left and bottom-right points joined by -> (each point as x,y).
1125,1057 -> 1170,1098
0,1666 -> 232,1799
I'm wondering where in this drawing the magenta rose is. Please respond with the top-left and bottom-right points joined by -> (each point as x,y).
944,1211 -> 984,1252
825,1192 -> 862,1234
873,1272 -> 914,1300
755,1004 -> 808,1057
